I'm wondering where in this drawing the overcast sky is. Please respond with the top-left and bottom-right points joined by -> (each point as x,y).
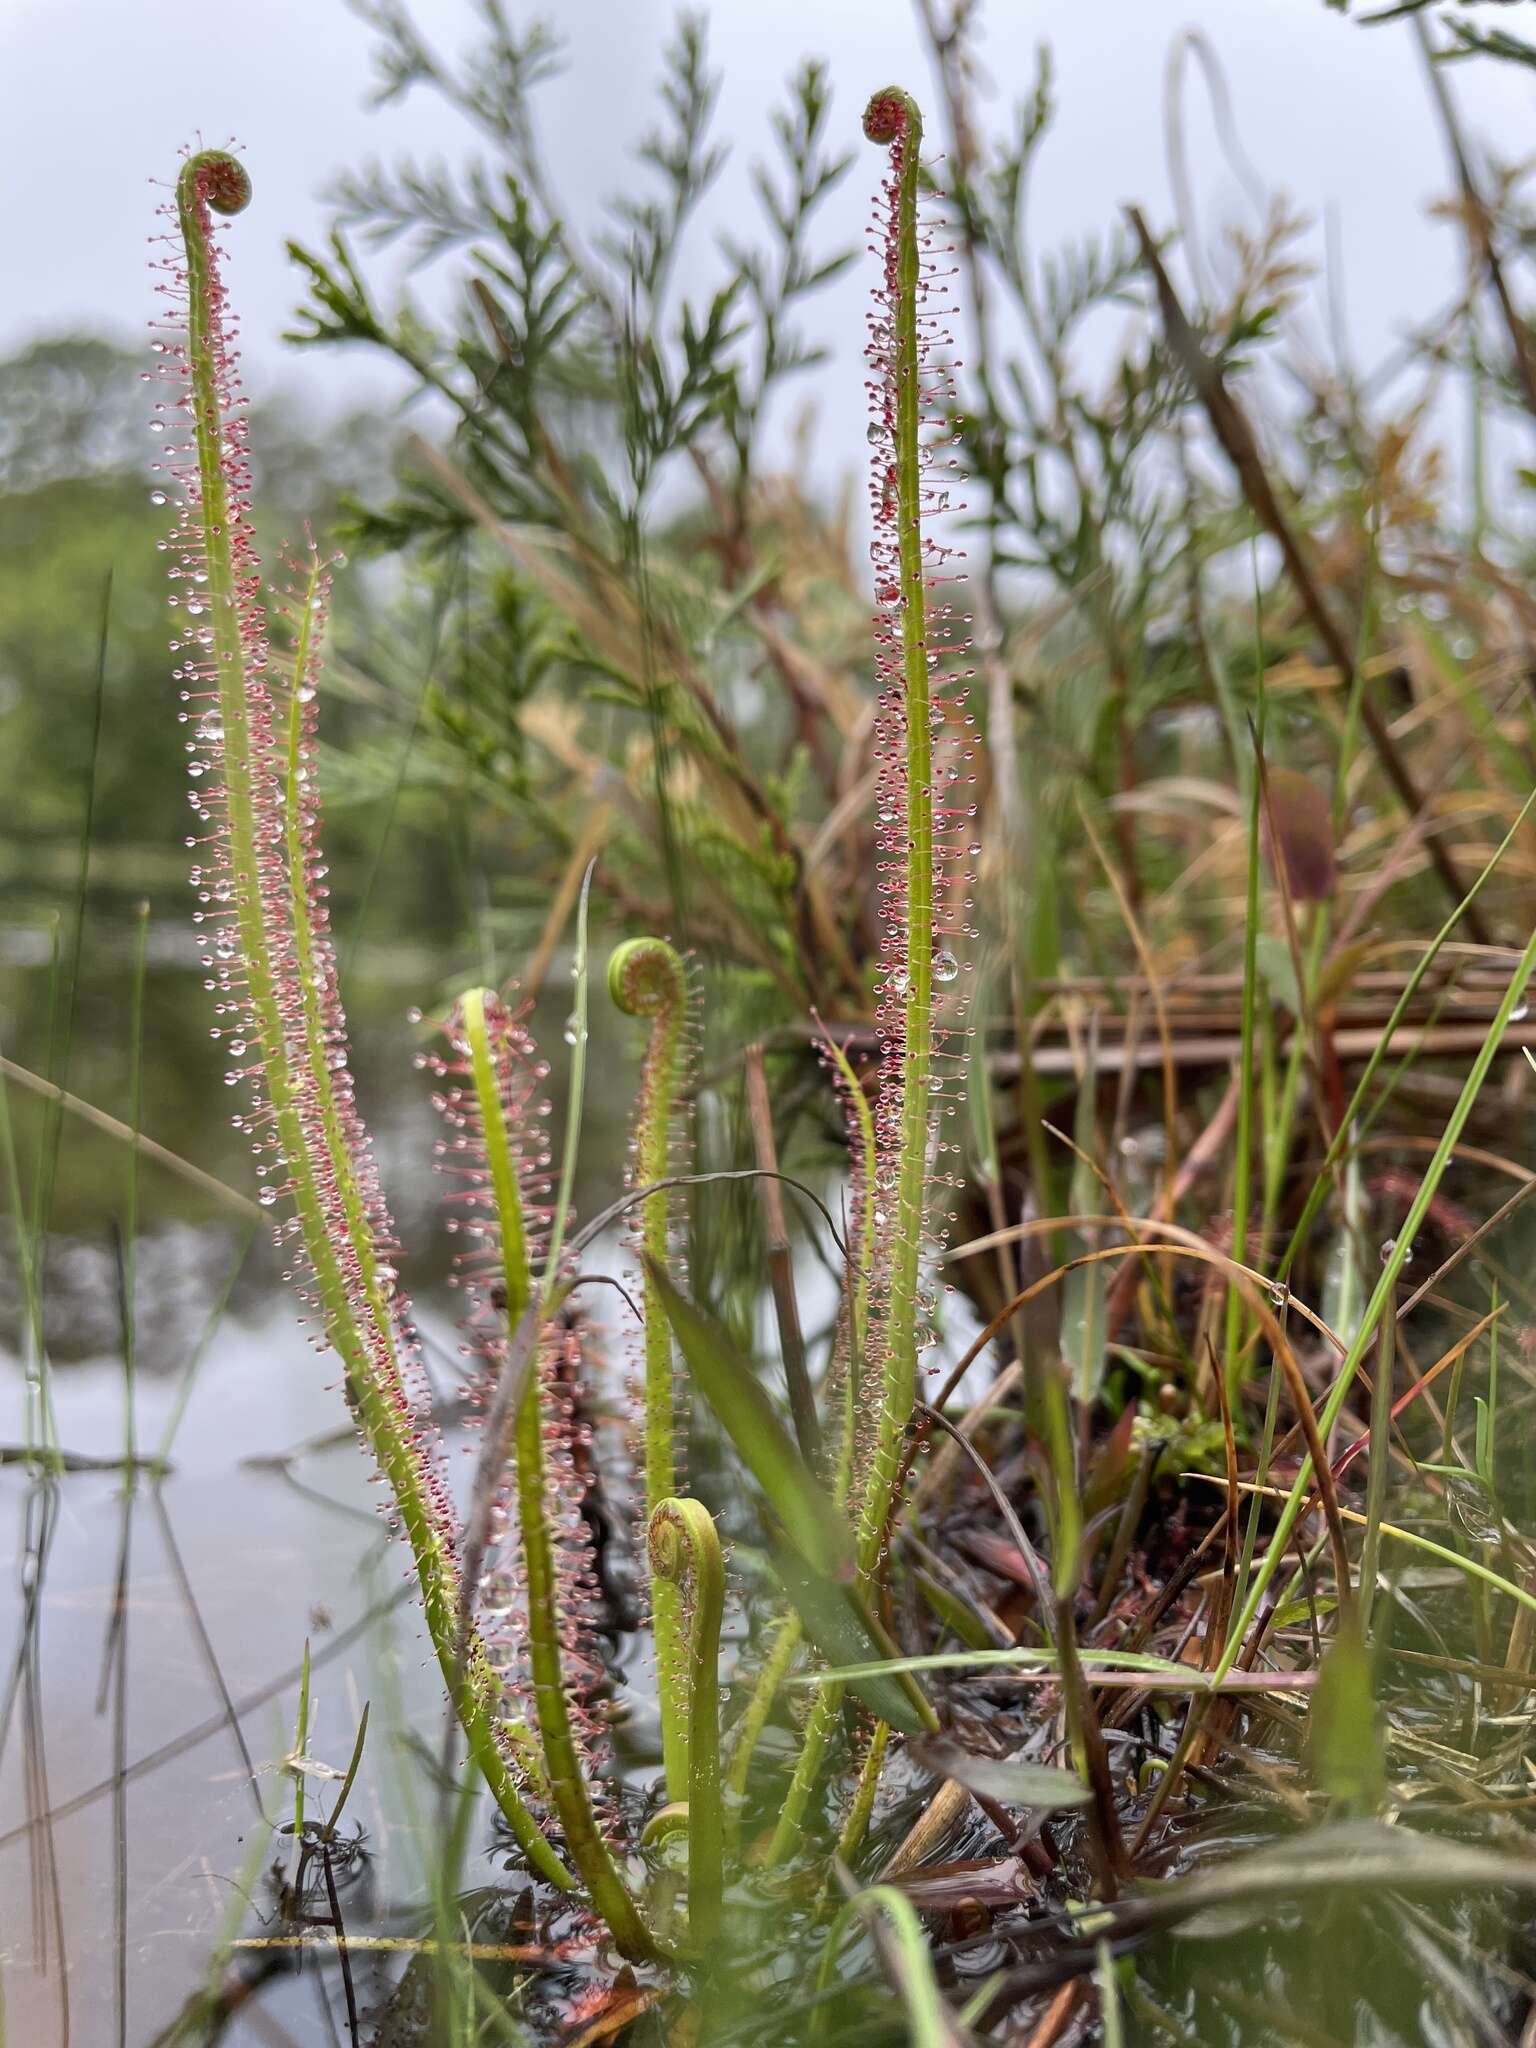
6,0 -> 1536,484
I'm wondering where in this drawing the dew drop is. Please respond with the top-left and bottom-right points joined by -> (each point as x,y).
933,950 -> 960,983
480,1569 -> 517,1617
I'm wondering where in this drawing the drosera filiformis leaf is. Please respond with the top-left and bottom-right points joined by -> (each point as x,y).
161,145 -> 571,1900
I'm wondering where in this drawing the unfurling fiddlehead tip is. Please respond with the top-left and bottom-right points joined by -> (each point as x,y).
607,935 -> 688,1019
861,87 -> 920,148
178,148 -> 252,218
647,1497 -> 724,1947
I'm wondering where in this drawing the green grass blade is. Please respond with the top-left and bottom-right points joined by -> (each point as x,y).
325,1700 -> 369,1839
814,1884 -> 967,2048
121,899 -> 150,1467
541,858 -> 596,1297
290,1637 -> 311,1866
1224,692 -> 1265,1407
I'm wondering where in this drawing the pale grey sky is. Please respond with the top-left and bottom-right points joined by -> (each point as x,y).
5,0 -> 1536,478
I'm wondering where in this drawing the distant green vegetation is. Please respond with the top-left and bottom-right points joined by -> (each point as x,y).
0,335 -> 397,901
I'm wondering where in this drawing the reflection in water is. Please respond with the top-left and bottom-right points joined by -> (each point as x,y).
0,1311 -> 450,2043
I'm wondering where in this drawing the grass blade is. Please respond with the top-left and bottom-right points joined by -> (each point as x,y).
541,858 -> 596,1296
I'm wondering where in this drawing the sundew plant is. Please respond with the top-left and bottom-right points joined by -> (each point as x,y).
154,93 -> 978,1980
138,18 -> 1536,2043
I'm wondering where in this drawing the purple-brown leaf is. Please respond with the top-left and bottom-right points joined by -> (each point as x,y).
1262,766 -> 1336,902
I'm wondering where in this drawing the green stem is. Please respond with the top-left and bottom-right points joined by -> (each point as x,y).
1359,1274 -> 1394,1637
1223,694 -> 1264,1409
648,1497 -> 725,1946
609,937 -> 691,1801
833,1718 -> 890,1873
458,990 -> 533,1322
824,1032 -> 878,1509
724,1608 -> 803,1825
766,1680 -> 843,1866
280,554 -> 415,1346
